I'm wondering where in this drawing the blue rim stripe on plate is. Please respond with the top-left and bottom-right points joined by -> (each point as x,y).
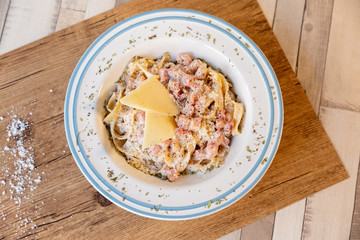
74,16 -> 273,209
64,9 -> 283,219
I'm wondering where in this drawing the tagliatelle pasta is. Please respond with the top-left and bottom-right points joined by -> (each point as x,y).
104,53 -> 245,181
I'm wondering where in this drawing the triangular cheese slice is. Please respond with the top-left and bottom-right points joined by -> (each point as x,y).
120,76 -> 180,115
143,111 -> 176,148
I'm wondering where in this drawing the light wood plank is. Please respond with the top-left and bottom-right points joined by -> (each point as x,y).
296,0 -> 334,114
0,0 -> 61,54
61,0 -> 89,11
350,158 -> 360,239
272,0 -> 306,71
85,0 -> 116,19
302,107 -> 360,240
55,8 -> 85,32
218,229 -> 241,240
321,0 -> 360,112
0,0 -> 10,41
115,0 -> 131,7
272,1 -> 334,237
272,200 -> 306,240
240,214 -> 275,240
257,0 -> 277,27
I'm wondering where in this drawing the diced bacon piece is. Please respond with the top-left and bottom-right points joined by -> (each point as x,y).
216,110 -> 234,135
167,66 -> 185,81
181,103 -> 195,116
213,131 -> 230,147
189,117 -> 201,131
180,74 -> 194,87
193,149 -> 206,160
159,68 -> 169,84
176,53 -> 193,66
168,79 -> 182,97
150,145 -> 162,155
135,111 -> 145,123
177,115 -> 191,129
195,63 -> 208,79
167,168 -> 178,182
204,142 -> 218,159
175,128 -> 190,137
184,59 -> 202,74
177,115 -> 201,131
193,131 -> 230,161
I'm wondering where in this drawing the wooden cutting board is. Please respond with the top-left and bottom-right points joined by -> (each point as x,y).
0,0 -> 348,239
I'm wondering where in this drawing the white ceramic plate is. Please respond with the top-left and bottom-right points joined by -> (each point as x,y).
64,9 -> 283,220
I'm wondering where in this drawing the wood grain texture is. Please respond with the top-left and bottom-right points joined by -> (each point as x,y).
257,0 -> 277,27
240,214 -> 275,240
0,0 -> 348,239
85,0 -> 116,19
302,107 -> 360,240
272,0 -> 305,71
350,158 -> 360,239
321,0 -> 360,112
0,0 -> 61,54
55,8 -> 85,32
272,200 -> 305,240
0,0 -> 10,41
297,0 -> 334,114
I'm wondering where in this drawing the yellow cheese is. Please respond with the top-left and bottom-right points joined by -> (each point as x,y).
120,76 -> 180,115
143,111 -> 176,148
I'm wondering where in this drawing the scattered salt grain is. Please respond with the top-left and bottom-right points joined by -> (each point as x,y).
1,112 -> 45,236
49,89 -> 53,93
0,116 -> 4,120
7,118 -> 28,137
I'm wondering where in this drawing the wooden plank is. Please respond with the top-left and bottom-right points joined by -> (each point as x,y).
240,214 -> 275,240
55,8 -> 85,32
272,200 -> 306,240
302,107 -> 360,240
257,0 -> 277,27
218,229 -> 241,240
61,0 -> 89,11
85,0 -> 116,19
0,0 -> 10,41
321,0 -> 360,112
0,0 -> 348,239
272,0 -> 334,238
297,0 -> 334,114
0,0 -> 61,54
350,159 -> 360,239
115,0 -> 131,7
272,0 -> 306,71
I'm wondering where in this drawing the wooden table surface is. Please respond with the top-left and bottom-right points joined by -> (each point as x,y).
0,0 -> 359,239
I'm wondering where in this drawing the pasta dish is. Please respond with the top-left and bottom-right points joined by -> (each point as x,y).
104,53 -> 244,181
